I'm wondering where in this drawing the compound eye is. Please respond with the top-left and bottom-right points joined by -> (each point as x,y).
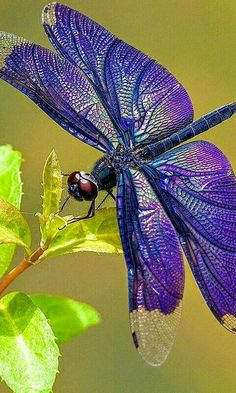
67,171 -> 98,201
79,178 -> 98,201
67,171 -> 80,186
79,178 -> 97,199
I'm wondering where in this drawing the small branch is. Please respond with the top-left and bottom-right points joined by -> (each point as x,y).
30,247 -> 44,263
0,247 -> 44,296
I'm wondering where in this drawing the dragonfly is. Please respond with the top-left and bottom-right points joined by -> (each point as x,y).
0,2 -> 236,366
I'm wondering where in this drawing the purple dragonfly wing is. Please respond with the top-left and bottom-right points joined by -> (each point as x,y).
0,32 -> 119,153
147,141 -> 236,331
42,2 -> 116,92
42,2 -> 193,148
117,168 -> 184,365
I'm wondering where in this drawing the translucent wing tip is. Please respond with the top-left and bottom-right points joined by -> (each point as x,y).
130,304 -> 182,366
221,314 -> 236,333
42,2 -> 57,27
0,32 -> 28,70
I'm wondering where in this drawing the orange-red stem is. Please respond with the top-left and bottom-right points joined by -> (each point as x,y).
0,247 -> 44,295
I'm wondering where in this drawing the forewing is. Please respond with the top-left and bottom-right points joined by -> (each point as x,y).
0,32 -> 119,152
148,141 -> 236,331
42,2 -> 193,148
42,2 -> 116,92
117,168 -> 184,365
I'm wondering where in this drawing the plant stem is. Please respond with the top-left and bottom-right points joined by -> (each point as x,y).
0,247 -> 44,295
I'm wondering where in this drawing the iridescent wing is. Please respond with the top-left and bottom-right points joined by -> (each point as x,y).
117,168 -> 184,365
146,141 -> 236,331
42,2 -> 194,148
0,32 -> 119,153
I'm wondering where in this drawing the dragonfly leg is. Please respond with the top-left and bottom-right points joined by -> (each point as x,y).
96,190 -> 116,211
108,190 -> 116,201
56,195 -> 70,215
66,200 -> 96,225
60,189 -> 116,229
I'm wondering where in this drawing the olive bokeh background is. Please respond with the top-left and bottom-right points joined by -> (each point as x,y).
0,1 -> 235,392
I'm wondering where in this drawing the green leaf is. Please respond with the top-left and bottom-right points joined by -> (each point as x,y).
31,294 -> 101,344
0,225 -> 30,254
0,145 -> 23,276
38,214 -> 68,248
38,150 -> 64,249
0,199 -> 31,257
42,150 -> 62,217
40,207 -> 122,260
0,292 -> 59,393
0,145 -> 22,208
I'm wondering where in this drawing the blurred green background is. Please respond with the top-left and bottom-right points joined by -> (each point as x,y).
0,1 -> 235,392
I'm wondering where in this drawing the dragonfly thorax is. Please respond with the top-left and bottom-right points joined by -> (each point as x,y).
106,146 -> 139,172
91,146 -> 139,192
91,157 -> 117,192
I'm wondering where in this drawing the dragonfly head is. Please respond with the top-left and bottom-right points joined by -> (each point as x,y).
67,171 -> 98,202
